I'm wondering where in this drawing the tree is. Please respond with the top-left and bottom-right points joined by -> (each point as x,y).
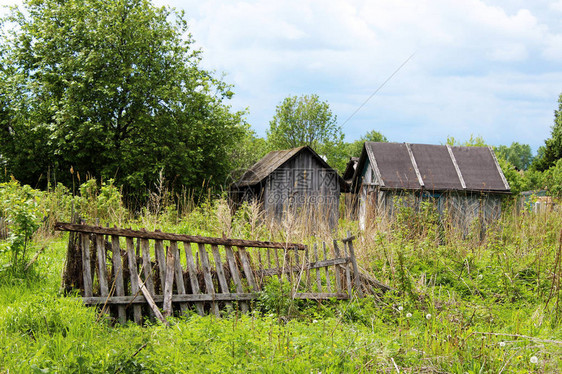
0,0 -> 246,199
445,134 -> 487,147
266,94 -> 344,167
534,93 -> 562,171
494,142 -> 533,170
346,130 -> 388,159
228,130 -> 269,180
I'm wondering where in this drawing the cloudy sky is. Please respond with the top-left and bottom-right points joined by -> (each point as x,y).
165,0 -> 562,152
3,0 -> 562,152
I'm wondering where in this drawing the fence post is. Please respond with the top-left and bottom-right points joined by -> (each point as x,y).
345,231 -> 363,298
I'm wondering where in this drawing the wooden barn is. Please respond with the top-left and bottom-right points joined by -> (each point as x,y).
230,146 -> 347,229
351,142 -> 511,232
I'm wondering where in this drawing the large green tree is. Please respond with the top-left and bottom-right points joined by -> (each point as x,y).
534,93 -> 562,171
346,130 -> 388,159
494,142 -> 533,171
0,0 -> 246,198
266,94 -> 344,168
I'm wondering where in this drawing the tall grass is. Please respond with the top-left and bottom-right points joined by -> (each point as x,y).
0,179 -> 561,372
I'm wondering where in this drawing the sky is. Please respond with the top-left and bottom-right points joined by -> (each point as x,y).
3,0 -> 562,152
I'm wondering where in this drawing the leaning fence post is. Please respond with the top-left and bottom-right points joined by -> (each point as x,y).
345,231 -> 363,298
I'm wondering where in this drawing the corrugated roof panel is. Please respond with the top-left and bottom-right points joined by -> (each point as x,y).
451,146 -> 508,191
410,143 -> 463,190
367,142 -> 421,189
236,147 -> 304,187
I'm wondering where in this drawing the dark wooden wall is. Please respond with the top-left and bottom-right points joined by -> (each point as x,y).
262,151 -> 340,229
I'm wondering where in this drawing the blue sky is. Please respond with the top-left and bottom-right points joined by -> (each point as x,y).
3,0 -> 562,153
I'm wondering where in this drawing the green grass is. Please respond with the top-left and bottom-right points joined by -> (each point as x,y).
0,184 -> 561,372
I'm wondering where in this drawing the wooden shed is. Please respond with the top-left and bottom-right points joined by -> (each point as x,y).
230,146 -> 347,229
351,142 -> 511,232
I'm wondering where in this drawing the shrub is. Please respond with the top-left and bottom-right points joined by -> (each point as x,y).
0,180 -> 41,278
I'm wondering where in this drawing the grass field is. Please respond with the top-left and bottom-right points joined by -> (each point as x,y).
0,182 -> 561,373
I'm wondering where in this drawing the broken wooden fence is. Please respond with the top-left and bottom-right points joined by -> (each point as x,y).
55,222 -> 369,324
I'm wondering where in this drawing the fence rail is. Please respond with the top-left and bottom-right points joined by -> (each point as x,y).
56,222 -> 368,325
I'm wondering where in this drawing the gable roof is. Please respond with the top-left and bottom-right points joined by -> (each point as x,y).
234,145 -> 348,191
353,142 -> 510,193
342,157 -> 359,183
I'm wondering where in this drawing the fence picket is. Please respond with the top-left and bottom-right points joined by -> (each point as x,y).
225,245 -> 249,313
332,240 -> 343,294
126,237 -> 142,324
112,235 -> 127,323
183,242 -> 205,316
345,232 -> 363,297
238,247 -> 258,292
211,245 -> 232,310
314,244 -> 322,292
162,243 -> 175,318
198,243 -> 219,317
141,239 -> 155,296
323,242 -> 332,293
154,239 -> 166,293
172,241 -> 188,314
95,234 -> 109,298
80,233 -> 93,298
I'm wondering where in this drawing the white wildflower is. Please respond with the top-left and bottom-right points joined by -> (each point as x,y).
312,319 -> 318,324
530,356 -> 538,364
499,341 -> 506,347
406,313 -> 412,318
398,306 -> 403,311
425,313 -> 432,320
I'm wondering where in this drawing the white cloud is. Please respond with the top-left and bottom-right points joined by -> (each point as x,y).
551,0 -> 562,12
174,0 -> 562,151
4,0 -> 562,150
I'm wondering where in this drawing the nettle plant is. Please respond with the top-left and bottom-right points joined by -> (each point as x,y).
0,180 -> 40,277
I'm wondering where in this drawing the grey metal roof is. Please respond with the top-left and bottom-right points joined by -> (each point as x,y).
234,145 -> 348,191
235,147 -> 305,187
354,142 -> 510,193
343,157 -> 359,182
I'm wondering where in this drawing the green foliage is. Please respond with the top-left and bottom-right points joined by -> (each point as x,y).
497,157 -> 524,194
227,129 -> 269,180
0,0 -> 246,200
392,198 -> 441,243
446,134 -> 488,147
75,178 -> 127,223
257,279 -> 299,317
542,158 -> 562,197
346,129 -> 388,159
266,94 -> 345,170
535,92 -> 562,171
494,142 -> 534,171
0,179 -> 40,277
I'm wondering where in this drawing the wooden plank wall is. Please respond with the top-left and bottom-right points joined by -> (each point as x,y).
56,223 -> 362,324
263,151 -> 340,229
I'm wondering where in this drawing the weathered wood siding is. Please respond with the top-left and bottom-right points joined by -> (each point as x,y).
359,188 -> 503,235
262,151 -> 340,229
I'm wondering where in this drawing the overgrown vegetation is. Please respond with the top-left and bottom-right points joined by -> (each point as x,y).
0,180 -> 561,372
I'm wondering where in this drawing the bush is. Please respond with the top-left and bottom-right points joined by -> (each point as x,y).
257,279 -> 300,317
0,180 -> 40,278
